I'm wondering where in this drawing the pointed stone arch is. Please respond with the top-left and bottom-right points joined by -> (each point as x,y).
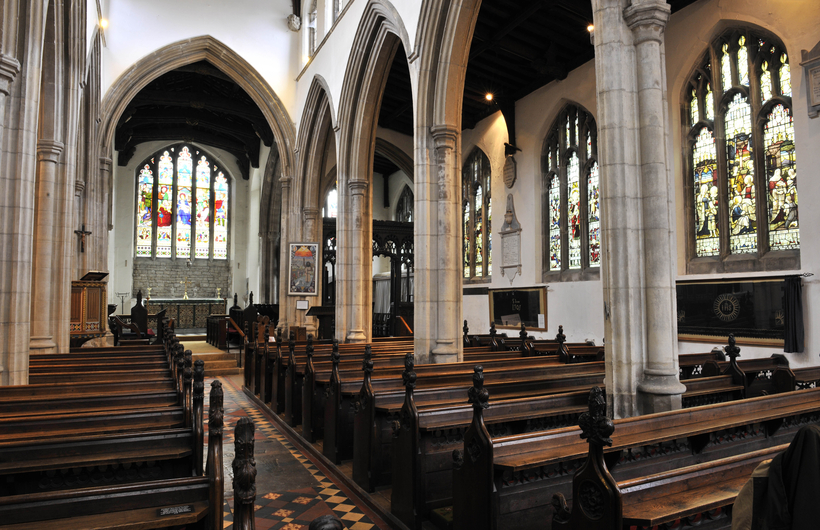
334,0 -> 414,343
98,36 -> 296,229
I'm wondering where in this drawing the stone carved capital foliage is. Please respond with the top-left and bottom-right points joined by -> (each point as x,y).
623,1 -> 670,44
431,124 -> 458,200
37,140 -> 65,163
0,54 -> 21,96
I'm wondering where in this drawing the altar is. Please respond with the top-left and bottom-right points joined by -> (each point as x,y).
146,298 -> 226,329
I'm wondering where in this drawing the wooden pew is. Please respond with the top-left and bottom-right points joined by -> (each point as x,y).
450,379 -> 820,530
679,348 -> 725,379
0,379 -> 226,530
773,365 -> 820,393
549,387 -> 787,530
700,336 -> 789,397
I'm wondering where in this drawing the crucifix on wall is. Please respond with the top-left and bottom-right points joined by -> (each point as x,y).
74,224 -> 92,253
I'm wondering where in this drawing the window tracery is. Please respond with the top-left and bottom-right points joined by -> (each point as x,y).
462,148 -> 492,281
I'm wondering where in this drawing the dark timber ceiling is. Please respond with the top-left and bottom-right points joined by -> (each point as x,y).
378,0 -> 703,138
115,61 -> 273,179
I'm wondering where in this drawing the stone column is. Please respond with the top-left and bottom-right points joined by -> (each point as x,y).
30,140 -> 65,354
592,0 -> 684,417
0,55 -> 21,163
430,125 -> 462,363
302,206 -> 320,334
344,179 -> 369,343
277,176 -> 292,333
624,0 -> 685,413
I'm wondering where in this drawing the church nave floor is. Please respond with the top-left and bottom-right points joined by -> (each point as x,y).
205,376 -> 391,530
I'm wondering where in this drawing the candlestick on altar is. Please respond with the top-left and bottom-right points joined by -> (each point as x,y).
179,277 -> 192,300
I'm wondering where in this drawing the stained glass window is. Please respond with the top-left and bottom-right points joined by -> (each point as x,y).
462,148 -> 491,280
690,88 -> 699,125
543,103 -> 599,277
685,28 -> 799,266
395,186 -> 413,223
136,165 -> 154,257
779,54 -> 791,97
195,156 -> 211,259
764,105 -> 798,250
156,151 -> 174,258
588,162 -> 600,266
176,149 -> 192,259
324,186 -> 338,219
724,93 -> 756,254
214,173 -> 229,260
737,36 -> 749,86
134,145 -> 230,260
760,61 -> 773,102
693,128 -> 719,257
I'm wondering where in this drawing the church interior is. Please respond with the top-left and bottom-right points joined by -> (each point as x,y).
1,0 -> 819,528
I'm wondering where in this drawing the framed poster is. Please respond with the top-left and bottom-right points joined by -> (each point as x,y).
489,286 -> 547,331
288,242 -> 320,296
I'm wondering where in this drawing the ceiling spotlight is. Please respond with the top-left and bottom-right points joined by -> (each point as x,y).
100,18 -> 109,29
587,24 -> 594,33
485,93 -> 494,102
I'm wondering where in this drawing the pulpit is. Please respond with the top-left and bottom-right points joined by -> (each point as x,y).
70,271 -> 109,346
146,298 -> 226,329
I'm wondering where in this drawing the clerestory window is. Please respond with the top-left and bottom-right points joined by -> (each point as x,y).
135,145 -> 229,260
541,104 -> 600,281
685,28 -> 799,273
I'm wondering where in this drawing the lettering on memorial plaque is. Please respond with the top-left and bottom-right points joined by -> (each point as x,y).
158,505 -> 194,516
499,194 -> 522,284
503,156 -> 516,188
810,65 -> 820,107
801,46 -> 820,118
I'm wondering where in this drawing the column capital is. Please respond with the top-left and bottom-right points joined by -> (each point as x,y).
74,180 -> 86,194
37,140 -> 65,162
430,124 -> 459,150
348,179 -> 368,196
0,54 -> 20,96
99,156 -> 113,171
279,175 -> 293,188
303,207 -> 320,221
623,0 -> 670,44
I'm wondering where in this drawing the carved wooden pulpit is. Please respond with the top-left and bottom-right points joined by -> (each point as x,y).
70,271 -> 109,346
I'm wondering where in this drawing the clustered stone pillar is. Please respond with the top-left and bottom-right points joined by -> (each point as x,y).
302,206 -> 320,334
0,55 -> 20,163
345,180 -> 369,343
278,175 -> 292,333
29,139 -> 65,354
430,125 -> 462,363
591,0 -> 684,417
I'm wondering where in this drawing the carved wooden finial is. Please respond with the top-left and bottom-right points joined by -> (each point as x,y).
463,320 -> 469,336
402,353 -> 416,390
289,331 -> 296,352
233,293 -> 238,307
136,289 -> 143,305
489,322 -> 497,337
467,366 -> 490,411
332,339 -> 339,355
248,291 -> 254,306
232,417 -> 257,529
556,325 -> 566,345
725,334 -> 741,361
519,323 -> 528,343
331,340 -> 340,365
209,380 -> 224,435
307,334 -> 313,348
578,386 -> 614,447
363,345 -> 373,375
277,327 -> 283,342
184,350 -> 193,382
306,337 -> 314,357
193,359 -> 205,402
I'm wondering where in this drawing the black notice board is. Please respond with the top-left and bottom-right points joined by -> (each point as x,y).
489,287 -> 547,330
676,279 -> 784,342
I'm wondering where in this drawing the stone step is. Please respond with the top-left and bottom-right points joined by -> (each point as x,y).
191,352 -> 237,362
206,367 -> 243,376
195,359 -> 239,370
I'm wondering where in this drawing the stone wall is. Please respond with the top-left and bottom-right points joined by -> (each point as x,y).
132,259 -> 232,299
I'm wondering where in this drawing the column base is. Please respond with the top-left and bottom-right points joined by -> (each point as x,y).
637,369 -> 686,414
431,340 -> 460,364
30,336 -> 57,354
345,329 -> 367,343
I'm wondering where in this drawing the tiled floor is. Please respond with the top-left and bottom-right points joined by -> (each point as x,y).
204,376 -> 390,530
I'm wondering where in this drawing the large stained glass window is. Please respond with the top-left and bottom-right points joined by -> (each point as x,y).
542,103 -> 599,279
685,28 -> 798,269
462,148 -> 492,281
134,144 -> 230,260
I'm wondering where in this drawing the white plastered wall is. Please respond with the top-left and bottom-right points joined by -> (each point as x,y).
461,60 -> 605,345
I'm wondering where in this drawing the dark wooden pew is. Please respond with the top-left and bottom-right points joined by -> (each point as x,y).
549,387 -> 787,530
450,380 -> 820,530
773,365 -> 820,393
0,379 -> 226,530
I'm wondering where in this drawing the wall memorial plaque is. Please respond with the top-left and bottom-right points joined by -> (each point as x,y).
801,43 -> 820,118
503,155 -> 516,188
499,194 -> 522,284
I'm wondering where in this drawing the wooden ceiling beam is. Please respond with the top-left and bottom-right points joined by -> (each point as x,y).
468,0 -> 554,61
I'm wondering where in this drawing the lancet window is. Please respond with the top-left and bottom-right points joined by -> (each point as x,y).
685,28 -> 798,270
135,145 -> 230,260
395,185 -> 413,223
541,104 -> 599,280
462,148 -> 492,281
